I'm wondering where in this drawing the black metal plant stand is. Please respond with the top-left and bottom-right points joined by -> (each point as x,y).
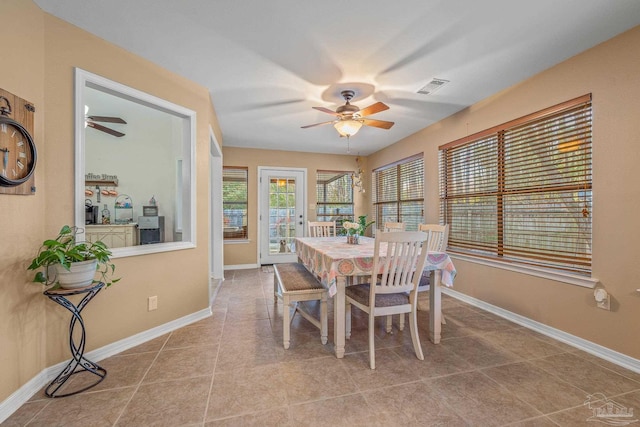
43,281 -> 107,398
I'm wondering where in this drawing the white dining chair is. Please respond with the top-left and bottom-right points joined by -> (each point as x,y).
345,230 -> 432,369
395,223 -> 450,331
383,222 -> 405,232
307,221 -> 336,237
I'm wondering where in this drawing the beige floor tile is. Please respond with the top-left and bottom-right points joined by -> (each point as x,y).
204,407 -> 291,426
439,335 -> 519,368
339,348 -> 418,390
219,318 -> 274,343
214,335 -> 283,372
548,389 -> 640,426
571,350 -> 640,383
279,331 -> 335,361
288,393 -> 398,427
143,345 -> 217,383
1,400 -> 50,427
69,351 -> 157,393
504,416 -> 560,426
164,323 -> 222,349
427,371 -> 542,425
531,353 -> 640,396
118,333 -> 169,355
482,361 -> 589,413
206,364 -> 288,420
481,328 -> 570,360
392,340 -> 475,378
116,376 -> 211,426
280,357 -> 358,404
362,380 -> 467,426
27,387 -> 134,427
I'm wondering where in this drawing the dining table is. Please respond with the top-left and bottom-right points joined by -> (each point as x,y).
295,235 -> 457,359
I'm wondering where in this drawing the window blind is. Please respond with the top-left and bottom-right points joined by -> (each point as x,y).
223,167 -> 248,239
316,170 -> 354,231
439,95 -> 592,274
373,155 -> 424,230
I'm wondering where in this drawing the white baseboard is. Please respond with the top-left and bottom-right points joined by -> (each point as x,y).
443,288 -> 640,374
0,307 -> 212,424
223,263 -> 259,270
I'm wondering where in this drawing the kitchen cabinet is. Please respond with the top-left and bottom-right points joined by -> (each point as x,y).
85,224 -> 138,248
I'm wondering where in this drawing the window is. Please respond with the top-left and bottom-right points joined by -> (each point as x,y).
75,68 -> 196,257
316,170 -> 353,233
223,167 -> 248,240
439,94 -> 592,274
373,155 -> 424,231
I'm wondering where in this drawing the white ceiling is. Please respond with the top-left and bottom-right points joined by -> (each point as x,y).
35,0 -> 640,156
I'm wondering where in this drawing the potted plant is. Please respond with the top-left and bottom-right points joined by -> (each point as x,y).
28,225 -> 119,289
342,215 -> 375,244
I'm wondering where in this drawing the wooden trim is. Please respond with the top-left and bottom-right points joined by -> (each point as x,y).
439,94 -> 592,151
372,153 -> 423,172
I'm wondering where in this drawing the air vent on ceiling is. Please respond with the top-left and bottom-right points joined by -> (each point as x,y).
417,78 -> 449,95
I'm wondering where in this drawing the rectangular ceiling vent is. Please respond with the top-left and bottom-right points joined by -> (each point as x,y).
417,78 -> 449,95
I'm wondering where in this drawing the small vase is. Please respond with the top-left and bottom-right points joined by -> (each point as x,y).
347,235 -> 360,245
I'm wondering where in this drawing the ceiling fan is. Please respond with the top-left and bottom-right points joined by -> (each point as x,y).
301,90 -> 394,137
85,105 -> 127,137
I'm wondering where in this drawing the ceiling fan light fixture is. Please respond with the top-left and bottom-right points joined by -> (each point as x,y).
334,119 -> 363,137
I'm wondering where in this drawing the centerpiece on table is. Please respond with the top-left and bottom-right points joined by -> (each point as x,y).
342,215 -> 375,244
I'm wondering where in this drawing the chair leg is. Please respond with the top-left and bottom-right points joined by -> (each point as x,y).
409,308 -> 424,361
399,313 -> 405,331
369,313 -> 376,369
283,295 -> 291,349
320,293 -> 328,345
441,314 -> 447,325
385,315 -> 393,333
345,302 -> 352,339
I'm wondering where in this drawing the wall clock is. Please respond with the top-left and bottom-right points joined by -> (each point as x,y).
0,92 -> 37,193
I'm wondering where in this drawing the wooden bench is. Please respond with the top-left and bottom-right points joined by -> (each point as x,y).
273,263 -> 328,349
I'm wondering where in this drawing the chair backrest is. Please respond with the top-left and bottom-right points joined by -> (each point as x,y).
369,231 -> 432,298
418,224 -> 449,252
307,221 -> 336,237
383,222 -> 406,232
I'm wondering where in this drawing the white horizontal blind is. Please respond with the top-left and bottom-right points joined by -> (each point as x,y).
373,155 -> 424,231
439,95 -> 592,274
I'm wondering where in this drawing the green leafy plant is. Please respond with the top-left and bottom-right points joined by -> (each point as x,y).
28,225 -> 119,287
343,215 -> 375,236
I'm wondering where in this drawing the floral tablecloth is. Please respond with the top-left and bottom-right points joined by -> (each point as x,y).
295,236 -> 457,297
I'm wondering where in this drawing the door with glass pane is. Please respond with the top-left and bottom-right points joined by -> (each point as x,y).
259,168 -> 305,264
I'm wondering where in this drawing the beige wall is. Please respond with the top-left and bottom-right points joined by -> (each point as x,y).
369,26 -> 640,359
222,147 -> 367,266
0,1 -> 217,401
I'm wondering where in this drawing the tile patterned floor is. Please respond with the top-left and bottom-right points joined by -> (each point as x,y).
5,268 -> 640,426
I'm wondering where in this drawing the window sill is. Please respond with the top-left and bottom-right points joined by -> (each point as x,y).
449,253 -> 599,289
224,239 -> 250,245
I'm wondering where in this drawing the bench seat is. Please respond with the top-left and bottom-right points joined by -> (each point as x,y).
273,263 -> 328,349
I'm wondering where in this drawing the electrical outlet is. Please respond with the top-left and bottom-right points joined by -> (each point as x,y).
148,296 -> 158,311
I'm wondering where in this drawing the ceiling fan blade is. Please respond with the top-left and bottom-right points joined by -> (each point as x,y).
312,106 -> 340,116
362,118 -> 395,130
301,120 -> 336,129
87,115 -> 127,124
87,122 -> 126,137
357,102 -> 389,118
